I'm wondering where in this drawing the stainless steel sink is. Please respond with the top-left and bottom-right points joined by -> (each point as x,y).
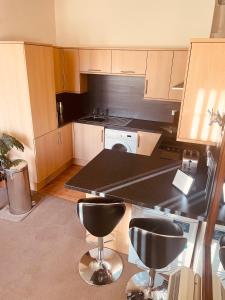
79,115 -> 132,127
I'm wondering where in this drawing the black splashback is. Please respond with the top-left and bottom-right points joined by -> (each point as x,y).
86,75 -> 181,123
56,75 -> 181,124
56,92 -> 88,123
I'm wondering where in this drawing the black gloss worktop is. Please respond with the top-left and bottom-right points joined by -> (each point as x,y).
58,115 -> 177,138
65,149 -> 209,220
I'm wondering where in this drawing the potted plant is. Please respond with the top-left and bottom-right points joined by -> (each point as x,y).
0,133 -> 24,186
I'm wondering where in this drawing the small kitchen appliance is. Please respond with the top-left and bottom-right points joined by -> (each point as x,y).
182,149 -> 200,175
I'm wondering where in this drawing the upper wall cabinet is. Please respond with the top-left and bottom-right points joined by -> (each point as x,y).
63,48 -> 87,93
177,40 -> 225,145
111,50 -> 147,75
144,50 -> 188,101
144,51 -> 173,100
79,49 -> 111,74
169,50 -> 188,101
53,47 -> 87,94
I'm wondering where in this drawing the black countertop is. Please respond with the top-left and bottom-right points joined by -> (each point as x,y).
65,149 -> 209,220
58,115 -> 177,138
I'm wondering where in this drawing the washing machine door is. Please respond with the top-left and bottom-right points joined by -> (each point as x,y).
111,141 -> 132,153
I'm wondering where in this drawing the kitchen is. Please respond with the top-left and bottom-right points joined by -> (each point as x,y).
0,1 -> 225,300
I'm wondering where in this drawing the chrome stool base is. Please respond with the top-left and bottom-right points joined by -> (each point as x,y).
126,271 -> 168,300
79,247 -> 123,286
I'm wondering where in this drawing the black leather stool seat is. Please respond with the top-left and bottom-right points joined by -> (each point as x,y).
219,235 -> 225,269
126,218 -> 187,299
77,197 -> 125,237
76,197 -> 126,286
129,218 -> 186,269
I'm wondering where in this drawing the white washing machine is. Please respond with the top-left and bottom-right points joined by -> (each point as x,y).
104,128 -> 137,153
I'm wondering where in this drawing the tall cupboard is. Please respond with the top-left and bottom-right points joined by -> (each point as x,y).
0,42 -> 72,190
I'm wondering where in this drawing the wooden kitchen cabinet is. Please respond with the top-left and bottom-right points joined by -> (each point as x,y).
58,123 -> 73,167
79,49 -> 111,74
35,130 -> 59,182
111,50 -> 147,75
144,51 -> 173,100
63,48 -> 87,93
137,131 -> 161,156
53,47 -> 87,94
25,44 -> 58,138
177,40 -> 225,145
0,42 -> 73,191
53,47 -> 64,93
73,123 -> 104,165
169,50 -> 188,101
35,123 -> 73,183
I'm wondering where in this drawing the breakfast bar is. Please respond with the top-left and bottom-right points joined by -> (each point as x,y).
65,149 -> 209,220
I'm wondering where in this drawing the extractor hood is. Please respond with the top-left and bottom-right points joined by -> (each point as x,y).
171,82 -> 184,90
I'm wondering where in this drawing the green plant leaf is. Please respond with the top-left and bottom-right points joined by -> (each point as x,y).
0,140 -> 10,155
1,134 -> 24,152
11,159 -> 24,167
0,155 -> 13,169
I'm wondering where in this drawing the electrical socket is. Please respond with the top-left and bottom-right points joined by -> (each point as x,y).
171,110 -> 177,116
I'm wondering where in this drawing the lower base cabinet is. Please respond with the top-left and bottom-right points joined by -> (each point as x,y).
58,124 -> 73,167
73,122 -> 104,166
34,123 -> 73,189
136,131 -> 161,156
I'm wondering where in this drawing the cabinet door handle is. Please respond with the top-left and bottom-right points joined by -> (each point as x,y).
120,70 -> 135,74
88,69 -> 102,72
57,132 -> 62,144
101,129 -> 104,143
56,110 -> 58,125
137,134 -> 140,147
145,79 -> 149,94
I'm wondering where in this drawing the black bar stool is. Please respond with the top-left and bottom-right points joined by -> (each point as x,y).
77,197 -> 126,286
219,235 -> 225,269
126,218 -> 187,300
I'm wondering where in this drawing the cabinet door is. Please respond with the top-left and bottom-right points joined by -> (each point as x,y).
63,49 -> 87,93
79,49 -> 111,73
53,47 -> 64,93
73,123 -> 104,165
35,130 -> 59,182
25,45 -> 58,138
177,42 -> 225,145
137,131 -> 161,156
58,123 -> 73,167
169,50 -> 188,101
111,50 -> 147,75
144,51 -> 173,100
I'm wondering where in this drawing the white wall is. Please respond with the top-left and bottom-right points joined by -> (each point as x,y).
55,0 -> 215,47
0,0 -> 56,44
